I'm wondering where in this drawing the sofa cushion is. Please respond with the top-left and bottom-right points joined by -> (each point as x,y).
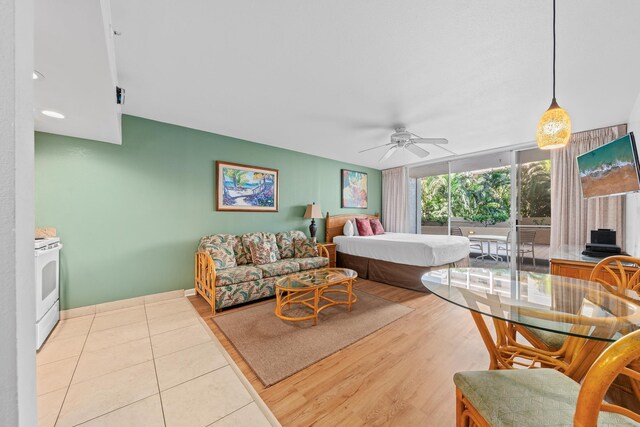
294,237 -> 318,258
256,259 -> 300,278
276,230 -> 306,258
208,241 -> 237,270
233,236 -> 250,265
242,232 -> 280,263
453,369 -> 637,427
249,240 -> 278,265
198,233 -> 235,251
198,234 -> 250,266
198,234 -> 238,269
215,265 -> 263,287
293,256 -> 329,271
215,277 -> 277,309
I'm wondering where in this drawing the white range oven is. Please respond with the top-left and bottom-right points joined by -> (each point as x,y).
35,237 -> 62,350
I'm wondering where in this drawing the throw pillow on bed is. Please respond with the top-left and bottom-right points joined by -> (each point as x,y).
343,220 -> 355,236
294,238 -> 318,258
355,217 -> 374,236
370,218 -> 385,235
352,219 -> 359,236
249,240 -> 277,265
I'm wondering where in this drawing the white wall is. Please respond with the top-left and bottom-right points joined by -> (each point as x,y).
0,0 -> 37,425
625,92 -> 640,256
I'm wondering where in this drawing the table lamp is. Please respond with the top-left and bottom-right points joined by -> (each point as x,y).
304,202 -> 323,240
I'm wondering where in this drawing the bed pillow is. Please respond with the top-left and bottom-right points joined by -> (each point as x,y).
352,219 -> 359,236
249,240 -> 277,265
343,220 -> 355,237
294,238 -> 318,258
355,217 -> 374,236
370,218 -> 385,235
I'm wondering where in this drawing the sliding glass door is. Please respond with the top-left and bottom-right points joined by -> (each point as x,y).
514,148 -> 551,272
449,152 -> 512,267
416,147 -> 551,273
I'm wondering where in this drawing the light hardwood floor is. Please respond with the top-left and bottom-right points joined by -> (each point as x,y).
189,279 -> 489,426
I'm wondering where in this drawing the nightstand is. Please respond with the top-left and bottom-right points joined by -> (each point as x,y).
323,242 -> 337,268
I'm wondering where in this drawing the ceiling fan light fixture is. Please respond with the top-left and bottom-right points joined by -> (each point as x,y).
536,0 -> 571,150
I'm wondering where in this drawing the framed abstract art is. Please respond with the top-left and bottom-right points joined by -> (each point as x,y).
216,161 -> 279,212
341,169 -> 368,208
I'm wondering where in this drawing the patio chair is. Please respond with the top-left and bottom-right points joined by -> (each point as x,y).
452,227 -> 483,255
497,230 -> 537,267
454,328 -> 640,426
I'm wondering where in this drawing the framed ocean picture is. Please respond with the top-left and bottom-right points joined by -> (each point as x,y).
577,132 -> 640,198
341,169 -> 368,208
216,161 -> 279,212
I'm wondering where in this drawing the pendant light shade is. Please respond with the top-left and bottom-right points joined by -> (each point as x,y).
536,0 -> 571,150
536,98 -> 571,149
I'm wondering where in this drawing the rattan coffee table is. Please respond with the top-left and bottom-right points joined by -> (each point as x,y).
275,268 -> 358,325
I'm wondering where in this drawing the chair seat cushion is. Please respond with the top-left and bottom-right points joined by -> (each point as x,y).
255,259 -> 300,278
454,369 -> 637,427
293,256 -> 329,271
526,326 -> 567,351
513,314 -> 568,351
215,265 -> 263,287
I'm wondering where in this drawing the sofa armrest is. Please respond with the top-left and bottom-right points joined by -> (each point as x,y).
316,243 -> 330,259
195,251 -> 217,315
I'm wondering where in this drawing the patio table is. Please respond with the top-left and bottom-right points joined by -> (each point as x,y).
468,234 -> 508,262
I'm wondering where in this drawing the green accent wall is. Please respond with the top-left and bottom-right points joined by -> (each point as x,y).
36,115 -> 381,309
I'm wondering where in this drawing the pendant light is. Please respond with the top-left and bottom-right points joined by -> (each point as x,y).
536,0 -> 571,150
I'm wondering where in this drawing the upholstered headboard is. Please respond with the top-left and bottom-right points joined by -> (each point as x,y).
325,212 -> 380,243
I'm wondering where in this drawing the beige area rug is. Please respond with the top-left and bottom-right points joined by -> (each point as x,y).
213,290 -> 413,386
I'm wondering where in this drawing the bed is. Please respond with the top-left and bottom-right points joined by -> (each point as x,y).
325,213 -> 470,292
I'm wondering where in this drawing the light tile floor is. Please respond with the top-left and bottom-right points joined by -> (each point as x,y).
37,294 -> 277,427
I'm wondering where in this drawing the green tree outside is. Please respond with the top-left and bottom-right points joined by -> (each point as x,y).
420,161 -> 551,227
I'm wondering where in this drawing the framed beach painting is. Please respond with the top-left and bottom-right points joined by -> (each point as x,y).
216,161 -> 279,212
341,169 -> 368,208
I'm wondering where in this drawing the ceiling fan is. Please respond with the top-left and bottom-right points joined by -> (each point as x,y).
359,127 -> 450,162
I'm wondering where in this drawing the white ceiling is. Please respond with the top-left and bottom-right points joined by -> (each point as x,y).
39,1 -> 640,169
34,0 -> 121,144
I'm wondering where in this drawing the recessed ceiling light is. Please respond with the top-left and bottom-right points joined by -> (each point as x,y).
32,70 -> 44,80
42,110 -> 65,119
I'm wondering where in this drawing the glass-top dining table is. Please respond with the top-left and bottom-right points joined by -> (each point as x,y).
422,267 -> 640,381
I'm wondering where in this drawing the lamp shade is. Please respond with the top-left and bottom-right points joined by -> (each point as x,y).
303,204 -> 322,219
536,100 -> 572,150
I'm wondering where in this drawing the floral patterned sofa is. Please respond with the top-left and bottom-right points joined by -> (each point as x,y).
195,231 -> 329,314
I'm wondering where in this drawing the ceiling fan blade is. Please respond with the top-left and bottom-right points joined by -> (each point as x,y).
379,146 -> 398,162
405,143 -> 430,158
358,142 -> 395,153
410,138 -> 449,145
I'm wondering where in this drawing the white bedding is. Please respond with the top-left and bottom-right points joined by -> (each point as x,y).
333,233 -> 470,267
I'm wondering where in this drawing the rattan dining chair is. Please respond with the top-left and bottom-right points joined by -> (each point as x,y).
454,328 -> 640,427
514,256 -> 640,373
590,255 -> 640,295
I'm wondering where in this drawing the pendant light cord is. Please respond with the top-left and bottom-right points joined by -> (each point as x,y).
553,0 -> 556,99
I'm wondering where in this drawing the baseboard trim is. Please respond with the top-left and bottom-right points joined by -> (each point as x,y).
184,288 -> 196,297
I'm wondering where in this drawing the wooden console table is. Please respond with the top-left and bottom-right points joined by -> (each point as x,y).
550,245 -> 638,281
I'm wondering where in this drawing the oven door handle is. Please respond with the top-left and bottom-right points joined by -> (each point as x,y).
35,244 -> 63,257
